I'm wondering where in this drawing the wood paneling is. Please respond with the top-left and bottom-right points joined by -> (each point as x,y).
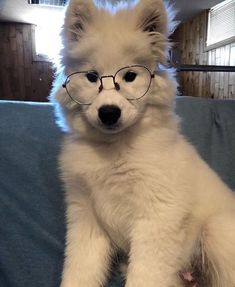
0,23 -> 54,102
1,16 -> 234,101
173,11 -> 235,99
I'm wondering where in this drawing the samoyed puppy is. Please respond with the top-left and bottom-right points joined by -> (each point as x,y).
52,0 -> 235,286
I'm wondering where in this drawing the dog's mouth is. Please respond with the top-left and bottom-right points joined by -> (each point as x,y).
98,122 -> 121,134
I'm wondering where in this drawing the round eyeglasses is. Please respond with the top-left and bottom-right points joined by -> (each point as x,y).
62,65 -> 155,105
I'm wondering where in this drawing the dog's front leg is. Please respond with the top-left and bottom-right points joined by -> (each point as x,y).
125,218 -> 185,287
60,194 -> 112,287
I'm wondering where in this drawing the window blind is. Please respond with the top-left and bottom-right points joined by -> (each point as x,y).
207,0 -> 235,46
28,0 -> 67,6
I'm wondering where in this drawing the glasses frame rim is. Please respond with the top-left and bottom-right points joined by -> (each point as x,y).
62,64 -> 155,105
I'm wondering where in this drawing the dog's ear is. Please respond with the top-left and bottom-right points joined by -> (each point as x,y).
135,0 -> 171,62
64,0 -> 95,42
136,0 -> 168,35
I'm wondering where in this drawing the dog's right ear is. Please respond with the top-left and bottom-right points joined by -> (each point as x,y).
64,0 -> 95,42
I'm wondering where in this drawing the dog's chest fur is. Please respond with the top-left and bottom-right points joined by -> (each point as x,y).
61,135 -> 185,251
80,145 -> 146,251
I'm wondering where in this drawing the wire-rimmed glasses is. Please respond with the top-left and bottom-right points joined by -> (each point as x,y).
62,65 -> 155,105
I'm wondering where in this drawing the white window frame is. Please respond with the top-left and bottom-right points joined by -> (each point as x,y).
206,0 -> 235,50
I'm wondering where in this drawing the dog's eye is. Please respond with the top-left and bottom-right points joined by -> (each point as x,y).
123,71 -> 137,82
86,72 -> 99,83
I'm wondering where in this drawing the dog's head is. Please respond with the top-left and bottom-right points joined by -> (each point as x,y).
52,0 -> 177,139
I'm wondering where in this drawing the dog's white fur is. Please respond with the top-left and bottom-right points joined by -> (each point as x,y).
52,0 -> 235,286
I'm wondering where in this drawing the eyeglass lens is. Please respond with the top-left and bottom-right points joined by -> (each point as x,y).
65,66 -> 152,104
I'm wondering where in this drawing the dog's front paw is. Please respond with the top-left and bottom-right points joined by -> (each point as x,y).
60,279 -> 75,287
60,274 -> 101,287
60,277 -> 83,287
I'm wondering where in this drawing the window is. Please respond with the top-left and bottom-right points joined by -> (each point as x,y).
28,0 -> 67,7
207,0 -> 235,48
32,7 -> 64,61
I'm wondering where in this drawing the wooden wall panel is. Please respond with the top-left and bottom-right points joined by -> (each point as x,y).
0,23 -> 54,102
1,17 -> 234,101
173,11 -> 235,99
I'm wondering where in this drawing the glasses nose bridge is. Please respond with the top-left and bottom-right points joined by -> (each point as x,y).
100,75 -> 116,90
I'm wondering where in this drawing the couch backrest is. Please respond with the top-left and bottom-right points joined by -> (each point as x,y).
176,96 -> 235,190
0,97 -> 235,190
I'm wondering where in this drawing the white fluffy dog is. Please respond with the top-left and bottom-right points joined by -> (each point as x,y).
52,0 -> 235,286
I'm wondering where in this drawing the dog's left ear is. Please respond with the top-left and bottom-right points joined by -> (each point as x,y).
136,0 -> 168,35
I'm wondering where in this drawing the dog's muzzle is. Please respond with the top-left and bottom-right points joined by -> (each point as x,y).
98,105 -> 121,127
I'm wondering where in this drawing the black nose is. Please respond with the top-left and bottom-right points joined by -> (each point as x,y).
98,105 -> 121,126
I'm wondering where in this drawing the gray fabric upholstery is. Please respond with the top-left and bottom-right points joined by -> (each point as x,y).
176,97 -> 235,190
0,101 -> 65,287
0,97 -> 234,287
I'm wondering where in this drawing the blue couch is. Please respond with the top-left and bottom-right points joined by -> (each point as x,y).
0,97 -> 234,287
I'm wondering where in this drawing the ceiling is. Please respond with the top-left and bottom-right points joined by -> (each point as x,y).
0,0 -> 224,24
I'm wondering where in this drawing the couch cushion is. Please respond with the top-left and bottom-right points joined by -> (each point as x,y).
0,101 -> 65,287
